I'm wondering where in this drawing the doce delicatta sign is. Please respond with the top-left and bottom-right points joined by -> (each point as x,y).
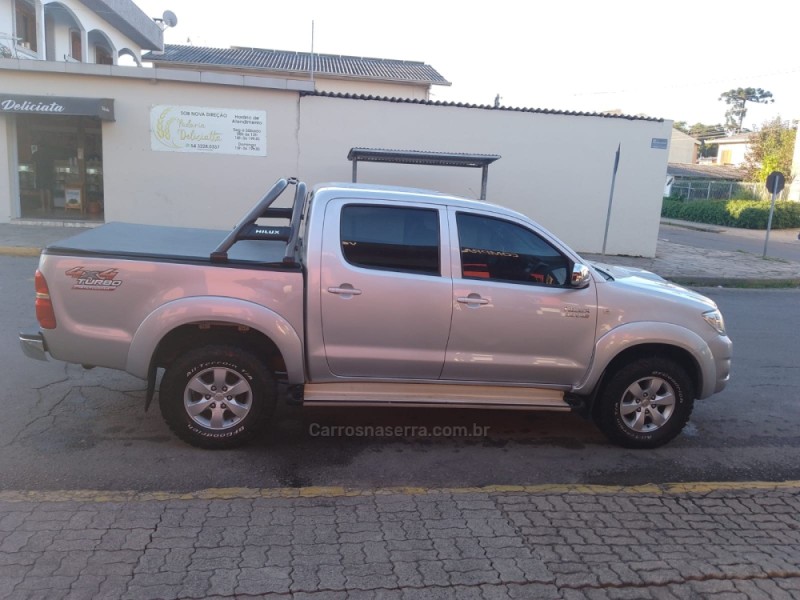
150,105 -> 267,156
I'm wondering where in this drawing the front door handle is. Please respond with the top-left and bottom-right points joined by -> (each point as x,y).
328,284 -> 362,298
457,294 -> 489,307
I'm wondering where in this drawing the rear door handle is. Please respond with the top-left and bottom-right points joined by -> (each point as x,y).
457,294 -> 489,306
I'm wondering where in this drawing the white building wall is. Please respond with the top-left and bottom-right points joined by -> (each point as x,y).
668,130 -> 696,164
298,95 -> 671,256
0,112 -> 13,220
0,64 -> 671,256
717,142 -> 749,166
789,126 -> 800,201
43,0 -> 142,62
42,0 -> 144,60
0,66 -> 302,228
48,16 -> 71,60
0,0 -> 13,51
3,0 -> 146,63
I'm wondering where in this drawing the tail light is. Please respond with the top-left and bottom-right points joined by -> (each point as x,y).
35,270 -> 57,329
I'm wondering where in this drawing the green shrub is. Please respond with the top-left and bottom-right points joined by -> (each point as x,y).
661,198 -> 800,229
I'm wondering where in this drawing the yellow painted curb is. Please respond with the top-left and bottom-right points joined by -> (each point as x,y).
1,481 -> 799,504
0,246 -> 41,257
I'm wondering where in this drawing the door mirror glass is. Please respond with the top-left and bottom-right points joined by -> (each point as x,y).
571,264 -> 591,288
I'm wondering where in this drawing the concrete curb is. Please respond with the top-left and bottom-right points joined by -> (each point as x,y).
0,245 -> 41,257
667,276 -> 800,288
2,480 -> 799,504
660,218 -> 726,233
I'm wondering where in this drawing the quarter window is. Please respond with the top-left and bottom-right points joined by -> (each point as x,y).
457,213 -> 569,286
341,205 -> 440,275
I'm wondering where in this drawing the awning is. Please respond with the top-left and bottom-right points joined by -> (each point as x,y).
0,94 -> 114,121
347,148 -> 501,200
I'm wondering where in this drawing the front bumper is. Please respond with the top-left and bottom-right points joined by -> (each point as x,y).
19,329 -> 49,362
708,334 -> 733,397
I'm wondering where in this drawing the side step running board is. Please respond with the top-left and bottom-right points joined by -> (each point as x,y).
302,382 -> 571,411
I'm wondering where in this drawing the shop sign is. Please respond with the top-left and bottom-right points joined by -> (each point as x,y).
150,105 -> 267,156
0,94 -> 114,120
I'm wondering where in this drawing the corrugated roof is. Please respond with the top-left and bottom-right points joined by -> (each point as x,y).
667,163 -> 745,180
302,91 -> 664,121
714,133 -> 754,145
143,44 -> 450,86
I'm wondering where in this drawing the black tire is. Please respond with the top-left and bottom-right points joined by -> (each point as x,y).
160,345 -> 276,449
595,357 -> 694,449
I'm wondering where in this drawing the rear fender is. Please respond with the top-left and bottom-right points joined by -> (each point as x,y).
126,296 -> 304,383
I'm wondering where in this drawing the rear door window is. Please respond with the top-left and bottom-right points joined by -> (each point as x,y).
340,205 -> 440,275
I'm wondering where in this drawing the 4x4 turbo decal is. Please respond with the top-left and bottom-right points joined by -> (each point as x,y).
65,267 -> 123,291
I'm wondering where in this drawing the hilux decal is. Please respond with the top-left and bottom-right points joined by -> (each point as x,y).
65,267 -> 123,291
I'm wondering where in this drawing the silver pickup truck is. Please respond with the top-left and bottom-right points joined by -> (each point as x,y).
20,178 -> 732,449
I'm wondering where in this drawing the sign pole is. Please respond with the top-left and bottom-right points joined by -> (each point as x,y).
763,171 -> 785,258
602,143 -> 621,257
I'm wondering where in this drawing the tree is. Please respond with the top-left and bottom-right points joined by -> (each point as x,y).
674,122 -> 725,158
673,121 -> 689,134
719,87 -> 774,133
742,117 -> 796,182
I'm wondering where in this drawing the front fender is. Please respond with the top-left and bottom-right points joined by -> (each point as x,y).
572,321 -> 716,398
126,296 -> 304,383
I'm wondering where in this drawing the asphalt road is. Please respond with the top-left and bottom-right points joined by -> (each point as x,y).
3,255 -> 799,492
660,222 -> 800,263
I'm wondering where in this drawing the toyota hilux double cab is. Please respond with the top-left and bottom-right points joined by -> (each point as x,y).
20,177 -> 732,449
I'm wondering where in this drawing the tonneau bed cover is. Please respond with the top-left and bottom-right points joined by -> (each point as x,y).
45,222 -> 291,266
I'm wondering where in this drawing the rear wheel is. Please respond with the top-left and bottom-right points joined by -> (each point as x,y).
595,357 -> 694,449
160,345 -> 276,449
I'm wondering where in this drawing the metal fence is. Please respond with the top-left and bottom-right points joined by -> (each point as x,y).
669,180 -> 790,202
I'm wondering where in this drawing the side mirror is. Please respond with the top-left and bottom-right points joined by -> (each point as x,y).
571,263 -> 591,289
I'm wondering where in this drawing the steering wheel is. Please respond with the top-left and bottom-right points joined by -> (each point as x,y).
526,260 -> 559,285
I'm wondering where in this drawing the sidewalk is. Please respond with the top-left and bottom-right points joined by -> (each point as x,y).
1,482 -> 800,600
2,220 -> 799,286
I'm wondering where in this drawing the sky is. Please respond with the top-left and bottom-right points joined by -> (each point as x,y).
134,0 -> 800,128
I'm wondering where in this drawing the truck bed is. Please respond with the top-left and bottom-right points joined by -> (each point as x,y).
44,222 -> 292,267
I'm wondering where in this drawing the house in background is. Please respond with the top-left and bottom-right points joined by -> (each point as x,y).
0,0 -> 162,65
0,0 -> 162,222
714,132 -> 753,166
143,45 -> 451,100
665,163 -> 747,200
668,128 -> 699,164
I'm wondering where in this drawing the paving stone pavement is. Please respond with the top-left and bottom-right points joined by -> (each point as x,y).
1,483 -> 800,599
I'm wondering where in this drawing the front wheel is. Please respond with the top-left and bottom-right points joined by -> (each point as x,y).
160,345 -> 276,449
595,357 -> 694,449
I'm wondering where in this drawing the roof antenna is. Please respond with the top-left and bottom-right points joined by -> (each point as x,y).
153,10 -> 178,31
151,10 -> 178,55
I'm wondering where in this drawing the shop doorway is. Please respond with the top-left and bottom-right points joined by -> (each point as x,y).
16,114 -> 104,221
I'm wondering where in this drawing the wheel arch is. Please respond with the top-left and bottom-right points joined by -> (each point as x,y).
588,343 -> 700,419
126,297 -> 304,383
573,322 -> 715,401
